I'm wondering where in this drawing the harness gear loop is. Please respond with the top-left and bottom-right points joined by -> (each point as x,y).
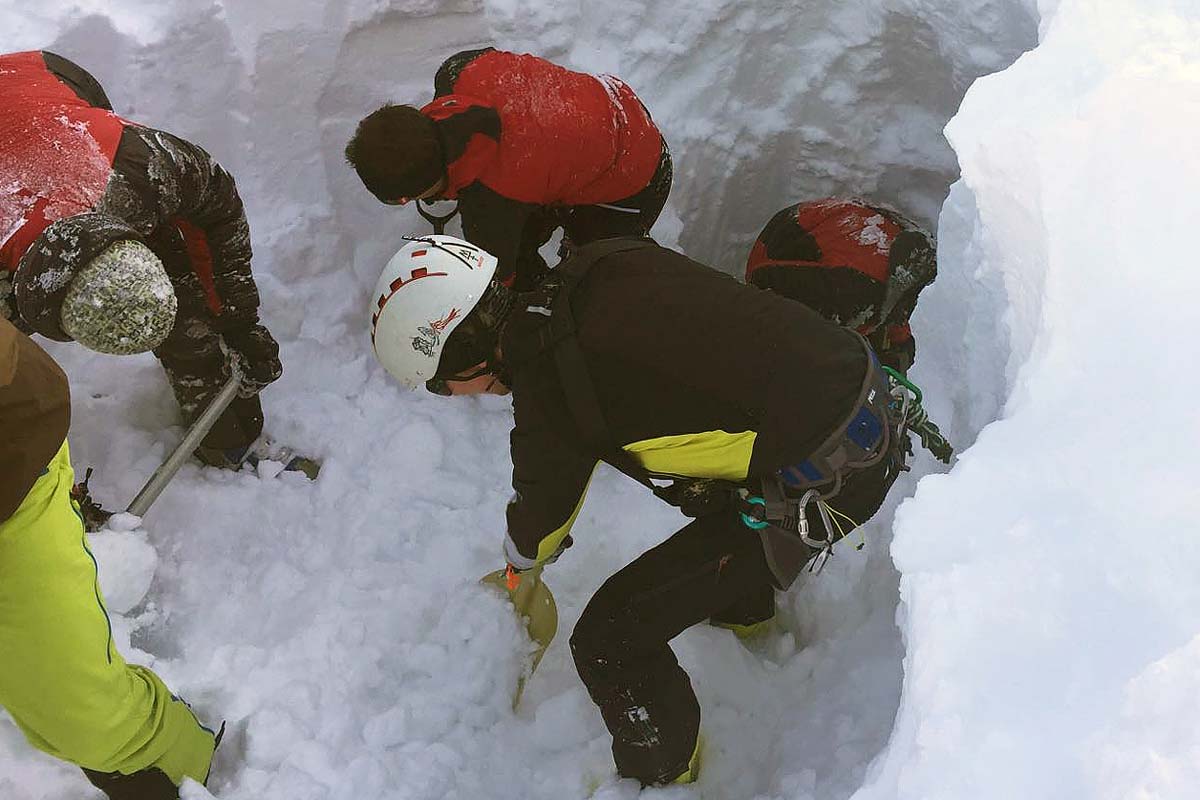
739,493 -> 769,530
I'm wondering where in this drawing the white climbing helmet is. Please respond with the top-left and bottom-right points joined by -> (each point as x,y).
369,235 -> 498,388
60,240 -> 177,355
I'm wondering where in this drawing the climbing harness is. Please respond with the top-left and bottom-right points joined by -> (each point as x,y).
737,362 -> 953,575
734,343 -> 895,573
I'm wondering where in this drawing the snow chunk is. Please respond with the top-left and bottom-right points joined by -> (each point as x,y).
88,526 -> 158,614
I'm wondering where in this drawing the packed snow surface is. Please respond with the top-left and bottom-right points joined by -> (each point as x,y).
3,0 -> 1196,799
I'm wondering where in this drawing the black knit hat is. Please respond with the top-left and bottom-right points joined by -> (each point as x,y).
345,104 -> 445,202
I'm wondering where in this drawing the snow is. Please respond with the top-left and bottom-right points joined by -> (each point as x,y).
88,524 -> 157,614
855,2 -> 1200,798
0,1 -> 1195,800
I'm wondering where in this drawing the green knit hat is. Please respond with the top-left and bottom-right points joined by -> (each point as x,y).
60,240 -> 177,355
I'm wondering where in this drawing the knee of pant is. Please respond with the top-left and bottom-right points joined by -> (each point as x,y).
570,610 -> 659,682
569,614 -> 624,672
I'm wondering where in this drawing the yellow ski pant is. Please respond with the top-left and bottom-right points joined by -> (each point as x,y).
0,441 -> 215,785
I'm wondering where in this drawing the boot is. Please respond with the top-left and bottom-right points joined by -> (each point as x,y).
82,766 -> 178,800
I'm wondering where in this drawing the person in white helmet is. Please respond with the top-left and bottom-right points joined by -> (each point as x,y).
371,233 -> 906,787
371,234 -> 514,398
1,50 -> 282,470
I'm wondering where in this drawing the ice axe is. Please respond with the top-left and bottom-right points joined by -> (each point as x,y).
480,564 -> 558,707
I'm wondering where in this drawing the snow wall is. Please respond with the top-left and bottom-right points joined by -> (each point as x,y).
859,1 -> 1200,798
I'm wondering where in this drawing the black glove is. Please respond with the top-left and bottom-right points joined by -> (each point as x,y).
654,479 -> 734,518
902,399 -> 953,464
224,324 -> 282,398
912,416 -> 953,464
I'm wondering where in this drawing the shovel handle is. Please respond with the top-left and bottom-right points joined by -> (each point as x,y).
126,374 -> 241,517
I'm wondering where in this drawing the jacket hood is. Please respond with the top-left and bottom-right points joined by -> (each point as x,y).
13,211 -> 143,341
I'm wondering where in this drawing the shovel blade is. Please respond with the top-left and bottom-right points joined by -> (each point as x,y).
481,567 -> 558,705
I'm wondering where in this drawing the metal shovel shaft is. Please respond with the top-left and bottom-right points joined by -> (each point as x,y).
126,374 -> 241,517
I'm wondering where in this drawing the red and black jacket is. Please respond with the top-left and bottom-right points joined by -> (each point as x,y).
0,50 -> 278,381
745,198 -> 937,372
423,48 -> 665,284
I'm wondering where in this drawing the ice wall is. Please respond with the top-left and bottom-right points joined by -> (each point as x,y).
0,1 -> 1043,798
858,1 -> 1200,797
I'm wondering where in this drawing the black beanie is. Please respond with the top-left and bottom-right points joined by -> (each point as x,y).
345,104 -> 445,202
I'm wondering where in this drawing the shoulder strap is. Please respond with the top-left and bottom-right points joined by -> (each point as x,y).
546,238 -> 662,491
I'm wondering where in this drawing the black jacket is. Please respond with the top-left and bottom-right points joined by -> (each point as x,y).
499,242 -> 868,568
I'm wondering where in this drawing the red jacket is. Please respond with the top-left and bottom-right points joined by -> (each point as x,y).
0,51 -> 125,279
427,49 -> 662,206
416,49 -> 667,288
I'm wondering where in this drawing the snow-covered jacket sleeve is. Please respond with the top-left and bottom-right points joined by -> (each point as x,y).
433,48 -> 495,98
120,126 -> 281,390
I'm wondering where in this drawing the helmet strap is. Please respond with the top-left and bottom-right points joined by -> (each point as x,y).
436,279 -> 514,378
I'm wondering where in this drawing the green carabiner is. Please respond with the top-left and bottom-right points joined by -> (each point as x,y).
882,366 -> 922,404
740,496 -> 769,530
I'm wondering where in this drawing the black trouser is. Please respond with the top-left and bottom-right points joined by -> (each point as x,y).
564,144 -> 673,246
570,455 -> 896,785
570,509 -> 770,786
83,767 -> 178,800
511,144 -> 674,291
154,307 -> 263,458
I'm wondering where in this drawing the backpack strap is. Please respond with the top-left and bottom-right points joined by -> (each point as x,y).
540,238 -> 664,492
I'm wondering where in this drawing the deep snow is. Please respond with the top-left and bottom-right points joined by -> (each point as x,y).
3,0 -> 1196,798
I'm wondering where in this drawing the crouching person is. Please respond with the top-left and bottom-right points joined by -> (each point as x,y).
367,234 -> 905,786
0,50 -> 281,468
0,317 -> 219,799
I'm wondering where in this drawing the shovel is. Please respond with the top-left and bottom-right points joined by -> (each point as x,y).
480,564 -> 558,707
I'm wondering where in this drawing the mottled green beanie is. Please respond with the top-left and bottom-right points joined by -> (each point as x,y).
60,240 -> 177,355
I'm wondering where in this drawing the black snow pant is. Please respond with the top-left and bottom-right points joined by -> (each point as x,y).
147,226 -> 264,465
154,306 -> 263,463
563,143 -> 673,246
83,766 -> 179,800
570,455 -> 896,785
511,143 -> 674,291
